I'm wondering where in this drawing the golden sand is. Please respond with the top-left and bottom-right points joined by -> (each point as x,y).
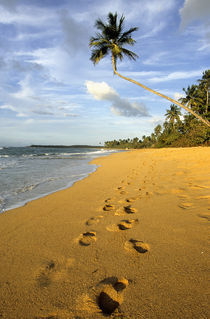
0,147 -> 209,318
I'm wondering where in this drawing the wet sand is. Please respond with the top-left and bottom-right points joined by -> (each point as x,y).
0,147 -> 209,319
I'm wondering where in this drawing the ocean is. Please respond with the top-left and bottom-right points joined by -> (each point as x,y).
0,146 -> 118,213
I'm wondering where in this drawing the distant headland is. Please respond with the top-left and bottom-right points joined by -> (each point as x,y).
30,145 -> 102,148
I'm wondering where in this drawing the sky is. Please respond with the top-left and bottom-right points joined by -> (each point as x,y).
0,0 -> 209,146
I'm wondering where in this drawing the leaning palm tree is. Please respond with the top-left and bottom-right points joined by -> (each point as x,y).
89,12 -> 210,127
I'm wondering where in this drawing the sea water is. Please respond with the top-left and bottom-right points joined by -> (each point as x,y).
0,146 -> 118,213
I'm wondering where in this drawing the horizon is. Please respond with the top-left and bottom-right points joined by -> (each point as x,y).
0,0 -> 209,146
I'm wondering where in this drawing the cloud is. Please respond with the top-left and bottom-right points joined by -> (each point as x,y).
0,104 -> 28,117
138,22 -> 166,39
32,110 -> 54,116
174,92 -> 184,101
0,0 -> 18,11
0,4 -> 56,26
180,0 -> 210,51
143,51 -> 169,65
180,0 -> 210,29
149,70 -> 203,83
12,75 -> 34,100
86,81 -> 150,117
60,11 -> 89,55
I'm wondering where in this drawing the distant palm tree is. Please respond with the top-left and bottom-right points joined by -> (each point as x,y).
154,124 -> 162,137
165,105 -> 181,129
198,70 -> 210,114
180,85 -> 204,114
89,12 -> 210,127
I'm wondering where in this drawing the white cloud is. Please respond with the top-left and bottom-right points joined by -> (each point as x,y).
149,70 -> 203,83
174,92 -> 184,101
86,81 -> 150,117
0,5 -> 56,26
0,104 -> 16,112
180,0 -> 210,51
0,104 -> 28,118
123,71 -> 162,78
180,0 -> 210,29
12,75 -> 34,100
86,81 -> 117,100
143,51 -> 169,65
138,22 -> 166,39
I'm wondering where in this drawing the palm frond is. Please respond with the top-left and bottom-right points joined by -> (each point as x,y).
108,12 -> 117,28
89,36 -> 110,48
95,18 -> 107,31
119,27 -> 138,41
118,14 -> 125,34
90,12 -> 139,67
118,36 -> 136,46
121,48 -> 138,60
90,47 -> 109,64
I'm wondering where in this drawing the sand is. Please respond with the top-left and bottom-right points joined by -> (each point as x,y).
0,147 -> 209,319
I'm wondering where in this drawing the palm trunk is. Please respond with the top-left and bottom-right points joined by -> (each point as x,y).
112,55 -> 210,127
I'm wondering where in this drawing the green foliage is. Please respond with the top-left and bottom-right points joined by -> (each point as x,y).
104,70 -> 210,149
89,12 -> 138,69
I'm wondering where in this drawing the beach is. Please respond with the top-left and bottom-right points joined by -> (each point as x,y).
0,147 -> 209,319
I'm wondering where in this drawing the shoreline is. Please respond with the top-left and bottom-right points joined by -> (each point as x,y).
0,162 -> 99,214
0,147 -> 120,214
0,147 -> 209,318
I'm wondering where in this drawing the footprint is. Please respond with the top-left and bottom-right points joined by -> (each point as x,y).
124,205 -> 137,214
179,202 -> 194,209
195,195 -> 210,200
86,216 -> 103,226
118,219 -> 138,230
78,232 -> 96,246
37,260 -> 56,288
125,197 -> 138,203
114,208 -> 126,216
197,214 -> 210,221
35,315 -> 59,319
36,258 -> 75,288
145,191 -> 153,197
106,224 -> 120,232
190,184 -> 210,190
125,239 -> 150,254
178,194 -> 190,199
103,204 -> 115,211
98,277 -> 128,315
116,186 -> 124,190
35,309 -> 71,319
105,198 -> 115,203
106,219 -> 139,232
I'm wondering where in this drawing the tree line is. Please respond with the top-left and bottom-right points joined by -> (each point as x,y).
104,70 -> 210,149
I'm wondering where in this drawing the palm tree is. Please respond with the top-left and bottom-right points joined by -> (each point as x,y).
89,12 -> 210,127
180,85 -> 204,114
154,124 -> 162,137
198,70 -> 210,114
165,105 -> 181,129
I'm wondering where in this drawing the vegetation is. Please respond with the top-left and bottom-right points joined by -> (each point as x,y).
90,12 -> 210,127
104,71 -> 210,149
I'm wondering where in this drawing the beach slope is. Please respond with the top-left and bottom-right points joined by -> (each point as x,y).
0,147 -> 209,319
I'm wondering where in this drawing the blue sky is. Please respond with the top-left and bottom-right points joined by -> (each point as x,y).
0,0 -> 209,146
